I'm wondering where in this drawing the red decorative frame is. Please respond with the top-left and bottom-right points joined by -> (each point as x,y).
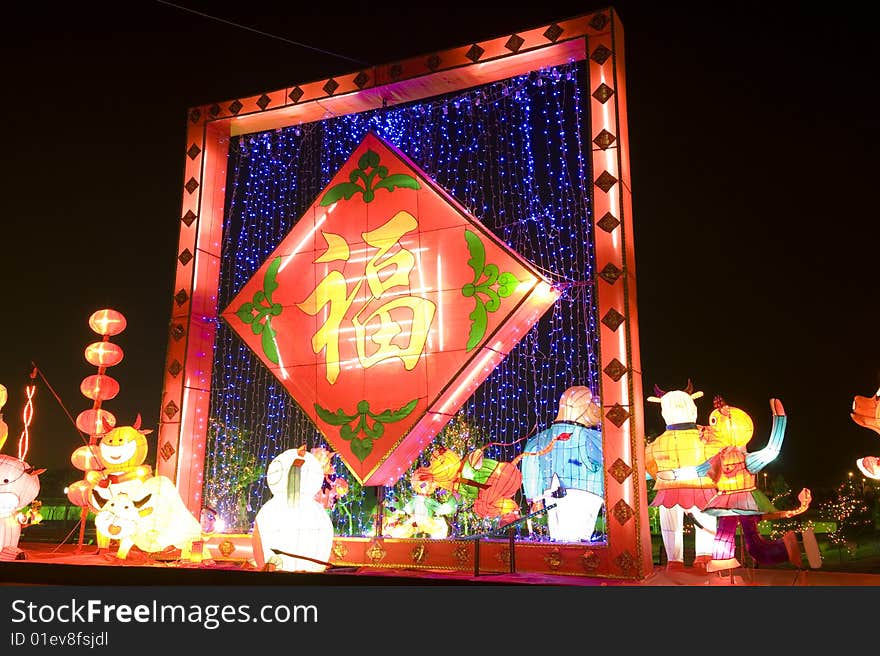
158,7 -> 651,579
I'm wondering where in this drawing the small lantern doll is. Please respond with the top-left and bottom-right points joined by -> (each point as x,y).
384,468 -> 458,539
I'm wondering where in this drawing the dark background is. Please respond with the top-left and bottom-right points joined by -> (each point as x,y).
1,0 -> 877,497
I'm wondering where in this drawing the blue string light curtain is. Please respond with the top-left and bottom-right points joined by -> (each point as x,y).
204,61 -> 601,538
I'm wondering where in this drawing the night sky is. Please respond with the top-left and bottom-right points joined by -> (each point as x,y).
1,0 -> 877,497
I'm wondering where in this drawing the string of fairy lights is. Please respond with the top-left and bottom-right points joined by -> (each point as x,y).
204,61 -> 602,537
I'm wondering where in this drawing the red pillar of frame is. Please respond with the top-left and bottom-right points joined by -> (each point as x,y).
585,9 -> 653,578
157,113 -> 227,517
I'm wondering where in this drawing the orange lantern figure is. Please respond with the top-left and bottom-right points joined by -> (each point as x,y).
851,387 -> 880,480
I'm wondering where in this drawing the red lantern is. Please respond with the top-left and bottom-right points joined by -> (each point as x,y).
84,341 -> 124,368
75,409 -> 116,436
66,480 -> 93,508
70,445 -> 102,471
79,374 -> 120,402
88,309 -> 126,337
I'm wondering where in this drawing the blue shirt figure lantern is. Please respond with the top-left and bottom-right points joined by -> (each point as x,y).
521,386 -> 603,542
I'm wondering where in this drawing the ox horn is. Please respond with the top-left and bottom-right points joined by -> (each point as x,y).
653,384 -> 666,397
91,488 -> 108,510
684,379 -> 694,395
133,493 -> 152,508
100,415 -> 114,435
132,414 -> 142,430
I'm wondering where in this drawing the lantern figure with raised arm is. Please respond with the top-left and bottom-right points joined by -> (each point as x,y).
658,397 -> 818,572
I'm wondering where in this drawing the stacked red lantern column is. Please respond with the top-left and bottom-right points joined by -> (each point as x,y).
67,309 -> 126,550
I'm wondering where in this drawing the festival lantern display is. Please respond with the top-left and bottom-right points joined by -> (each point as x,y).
222,132 -> 560,486
521,386 -> 604,542
91,474 -> 208,561
659,397 -> 819,572
644,381 -> 725,572
851,387 -> 880,480
0,454 -> 44,561
161,10 -> 652,578
252,447 -> 334,572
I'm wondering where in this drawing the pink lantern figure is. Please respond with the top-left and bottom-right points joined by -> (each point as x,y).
0,455 -> 44,561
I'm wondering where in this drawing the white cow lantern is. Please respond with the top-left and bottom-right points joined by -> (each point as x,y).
644,381 -> 725,571
92,474 -> 207,561
253,447 -> 334,572
0,454 -> 44,561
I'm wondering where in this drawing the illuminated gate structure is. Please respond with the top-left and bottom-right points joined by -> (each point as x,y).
158,7 -> 650,579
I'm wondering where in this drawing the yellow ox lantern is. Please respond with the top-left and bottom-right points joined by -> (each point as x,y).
85,417 -> 152,495
91,475 -> 207,561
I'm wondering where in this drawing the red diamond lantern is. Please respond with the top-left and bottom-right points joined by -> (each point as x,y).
222,132 -> 559,485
